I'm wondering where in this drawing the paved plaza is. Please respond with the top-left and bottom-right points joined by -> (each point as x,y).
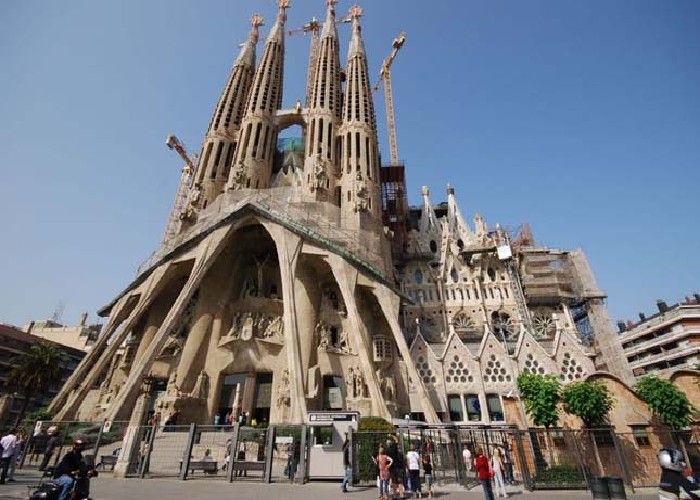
0,470 -> 661,500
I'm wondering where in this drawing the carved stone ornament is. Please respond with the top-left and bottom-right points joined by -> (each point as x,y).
315,320 -> 353,354
219,312 -> 285,347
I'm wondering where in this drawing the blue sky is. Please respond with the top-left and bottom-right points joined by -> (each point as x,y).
1,0 -> 698,328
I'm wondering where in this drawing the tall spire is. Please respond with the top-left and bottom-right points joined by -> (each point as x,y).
227,0 -> 289,191
446,184 -> 475,245
302,0 -> 343,200
187,14 -> 263,212
338,5 -> 381,230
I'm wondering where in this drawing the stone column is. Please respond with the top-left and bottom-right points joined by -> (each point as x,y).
263,223 -> 308,423
52,264 -> 171,420
205,310 -> 226,419
175,308 -> 213,393
328,255 -> 391,420
113,389 -> 151,478
103,226 -> 233,422
372,283 -> 440,424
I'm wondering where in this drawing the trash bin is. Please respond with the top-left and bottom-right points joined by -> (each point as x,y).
607,477 -> 627,500
590,476 -> 610,499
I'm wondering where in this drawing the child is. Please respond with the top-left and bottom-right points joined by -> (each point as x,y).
422,454 -> 435,499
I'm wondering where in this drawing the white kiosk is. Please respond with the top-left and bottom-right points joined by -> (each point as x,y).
306,411 -> 359,479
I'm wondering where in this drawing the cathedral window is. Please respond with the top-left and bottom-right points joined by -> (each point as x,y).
318,119 -> 324,154
450,267 -> 458,283
414,270 -> 423,284
560,352 -> 585,381
373,338 -> 392,362
483,354 -> 512,383
487,268 -> 496,282
309,120 -> 316,156
489,289 -> 494,300
446,355 -> 473,384
200,142 -> 214,183
486,394 -> 505,421
464,394 -> 482,421
224,144 -> 235,177
327,122 -> 332,160
429,240 -> 437,253
524,354 -> 546,375
415,356 -> 436,384
448,394 -> 464,422
504,288 -> 509,299
261,126 -> 269,160
355,132 -> 360,159
465,289 -> 470,300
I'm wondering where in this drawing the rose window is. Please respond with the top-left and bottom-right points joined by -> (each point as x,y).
533,315 -> 556,340
445,355 -> 474,384
492,312 -> 517,341
483,354 -> 512,383
559,352 -> 584,381
416,356 -> 437,385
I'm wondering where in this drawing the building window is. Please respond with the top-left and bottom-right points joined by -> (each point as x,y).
322,375 -> 344,410
464,394 -> 481,421
373,338 -> 392,361
414,270 -> 423,284
448,394 -> 464,422
632,426 -> 651,446
486,393 -> 504,421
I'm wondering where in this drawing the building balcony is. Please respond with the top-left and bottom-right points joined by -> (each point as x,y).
629,345 -> 700,369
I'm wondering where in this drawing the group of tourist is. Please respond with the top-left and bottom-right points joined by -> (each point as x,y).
470,446 -> 509,500
359,436 -> 434,500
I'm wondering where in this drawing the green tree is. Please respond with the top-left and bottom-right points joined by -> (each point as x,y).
562,380 -> 615,476
635,375 -> 695,430
561,381 -> 615,427
517,372 -> 561,428
9,343 -> 67,426
517,372 -> 561,468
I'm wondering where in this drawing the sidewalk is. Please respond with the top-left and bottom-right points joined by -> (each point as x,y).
0,470 -> 659,500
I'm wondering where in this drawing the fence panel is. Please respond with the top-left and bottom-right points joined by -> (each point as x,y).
268,425 -> 303,483
231,426 -> 269,481
141,424 -> 191,478
523,429 -> 587,490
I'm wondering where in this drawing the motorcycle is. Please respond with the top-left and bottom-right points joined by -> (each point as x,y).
29,462 -> 98,500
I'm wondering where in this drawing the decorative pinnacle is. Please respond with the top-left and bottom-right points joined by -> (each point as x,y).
327,0 -> 338,7
446,183 -> 455,195
421,186 -> 430,196
277,0 -> 290,23
250,14 -> 264,42
350,5 -> 363,19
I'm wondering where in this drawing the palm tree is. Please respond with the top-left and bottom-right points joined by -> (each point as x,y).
9,343 -> 67,426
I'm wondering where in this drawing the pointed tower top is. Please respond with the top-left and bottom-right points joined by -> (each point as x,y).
347,5 -> 366,57
421,186 -> 430,196
321,0 -> 339,39
267,0 -> 290,43
250,13 -> 264,44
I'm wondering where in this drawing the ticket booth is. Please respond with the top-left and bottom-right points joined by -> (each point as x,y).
306,411 -> 359,479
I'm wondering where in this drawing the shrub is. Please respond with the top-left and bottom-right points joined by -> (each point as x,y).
534,464 -> 585,486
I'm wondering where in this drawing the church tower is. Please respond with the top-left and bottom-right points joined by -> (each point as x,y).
227,0 -> 289,191
189,15 -> 262,211
339,5 -> 381,230
303,0 -> 343,201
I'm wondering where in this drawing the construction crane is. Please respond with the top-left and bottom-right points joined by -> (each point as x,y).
162,134 -> 197,245
373,32 -> 406,166
288,13 -> 353,106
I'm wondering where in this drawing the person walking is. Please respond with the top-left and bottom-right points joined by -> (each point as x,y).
8,428 -> 26,482
39,427 -> 59,471
406,444 -> 421,498
474,446 -> 495,500
422,454 -> 435,499
0,428 -> 18,484
341,433 -> 351,493
491,446 -> 508,498
373,447 -> 393,500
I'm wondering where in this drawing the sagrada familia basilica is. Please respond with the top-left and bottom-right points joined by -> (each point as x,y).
49,0 -> 634,427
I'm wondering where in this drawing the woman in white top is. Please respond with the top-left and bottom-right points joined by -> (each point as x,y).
491,446 -> 508,498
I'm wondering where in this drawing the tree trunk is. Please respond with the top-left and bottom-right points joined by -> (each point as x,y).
13,385 -> 33,427
544,427 -> 555,468
590,430 -> 604,477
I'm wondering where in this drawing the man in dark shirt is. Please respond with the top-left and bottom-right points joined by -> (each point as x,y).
341,433 -> 351,493
39,430 -> 60,471
54,439 -> 85,500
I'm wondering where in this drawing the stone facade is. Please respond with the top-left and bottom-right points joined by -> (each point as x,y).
49,1 -> 636,429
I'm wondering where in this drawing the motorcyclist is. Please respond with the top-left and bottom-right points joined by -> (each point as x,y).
658,448 -> 700,500
54,439 -> 86,500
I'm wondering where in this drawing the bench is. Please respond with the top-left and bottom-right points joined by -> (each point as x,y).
98,455 -> 118,471
233,461 -> 265,473
180,460 -> 218,475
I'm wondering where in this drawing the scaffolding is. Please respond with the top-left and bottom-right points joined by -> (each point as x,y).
380,165 -> 408,260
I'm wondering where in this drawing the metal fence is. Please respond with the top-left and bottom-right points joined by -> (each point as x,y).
18,420 -> 700,493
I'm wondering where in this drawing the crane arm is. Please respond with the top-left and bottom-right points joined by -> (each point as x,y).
373,32 -> 405,165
